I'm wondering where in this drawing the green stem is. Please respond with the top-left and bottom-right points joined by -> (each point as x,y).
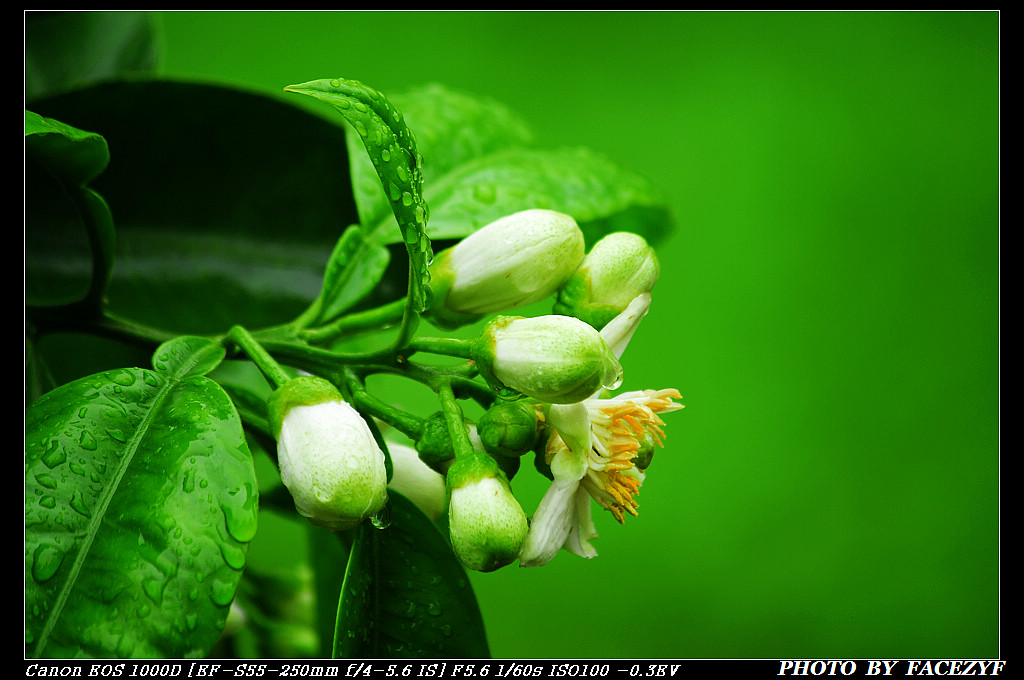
406,336 -> 474,359
437,378 -> 474,460
390,260 -> 423,353
228,325 -> 292,389
75,187 -> 116,315
301,297 -> 407,345
26,305 -> 178,350
342,367 -> 423,440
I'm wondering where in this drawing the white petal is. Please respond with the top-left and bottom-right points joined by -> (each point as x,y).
548,402 -> 592,481
599,292 -> 651,359
562,489 -> 599,559
519,478 -> 579,567
386,443 -> 447,522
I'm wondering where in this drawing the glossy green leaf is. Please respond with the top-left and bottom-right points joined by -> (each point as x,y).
421,145 -> 675,247
304,225 -> 391,327
351,84 -> 674,248
25,110 -> 116,309
348,83 -> 534,242
25,109 -> 110,186
285,78 -> 433,313
334,493 -> 490,659
25,336 -> 259,658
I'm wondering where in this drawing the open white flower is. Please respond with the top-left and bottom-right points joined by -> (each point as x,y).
519,294 -> 683,567
519,388 -> 682,566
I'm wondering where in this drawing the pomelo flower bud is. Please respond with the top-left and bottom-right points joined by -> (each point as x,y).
415,411 -> 457,473
476,400 -> 542,457
268,376 -> 388,531
446,453 -> 528,572
472,315 -> 623,404
387,442 -> 447,522
427,209 -> 585,329
554,231 -> 659,330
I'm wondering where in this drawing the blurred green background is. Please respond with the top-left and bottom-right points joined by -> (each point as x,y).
40,10 -> 1001,660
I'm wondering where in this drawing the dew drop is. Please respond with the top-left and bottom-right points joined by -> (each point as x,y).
111,370 -> 136,387
69,489 -> 92,518
371,504 -> 393,530
603,366 -> 624,392
220,542 -> 247,571
222,483 -> 259,543
210,577 -> 237,607
79,430 -> 98,451
143,577 -> 166,604
34,473 -> 57,490
31,544 -> 65,583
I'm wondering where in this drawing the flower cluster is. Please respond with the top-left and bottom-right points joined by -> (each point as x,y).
267,209 -> 683,572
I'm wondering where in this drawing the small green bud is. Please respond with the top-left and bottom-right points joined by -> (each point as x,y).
426,209 -> 585,329
446,453 -> 528,572
472,315 -> 623,404
477,400 -> 541,457
554,231 -> 659,330
268,376 -> 388,531
415,411 -> 457,472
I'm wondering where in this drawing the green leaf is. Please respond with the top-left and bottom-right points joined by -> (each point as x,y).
25,109 -> 110,186
421,145 -> 675,247
152,334 -> 228,378
25,110 -> 117,310
284,78 -> 433,312
351,84 -> 675,248
25,336 -> 259,658
304,225 -> 391,327
334,493 -> 490,659
26,79 -> 359,340
25,11 -> 159,102
349,83 -> 534,241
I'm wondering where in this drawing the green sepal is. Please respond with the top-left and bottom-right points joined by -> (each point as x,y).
267,375 -> 342,438
552,275 -> 622,330
445,451 -> 504,491
468,316 -> 521,399
421,248 -> 484,331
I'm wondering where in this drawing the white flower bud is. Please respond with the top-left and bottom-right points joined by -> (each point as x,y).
555,231 -> 659,330
473,314 -> 623,404
386,442 -> 447,522
427,209 -> 585,329
446,454 -> 528,572
269,376 -> 388,531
